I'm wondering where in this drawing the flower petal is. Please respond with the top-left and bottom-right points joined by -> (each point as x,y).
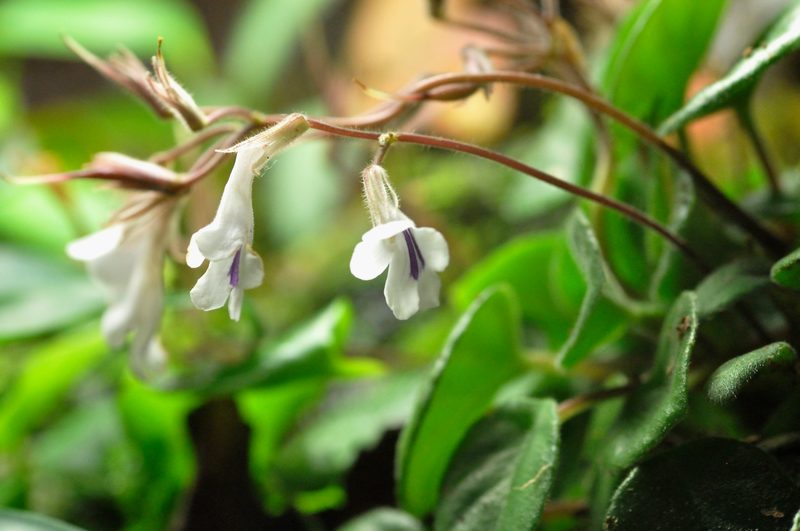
362,218 -> 414,243
67,224 -> 125,261
191,221 -> 246,262
239,247 -> 264,289
384,251 -> 420,320
417,269 -> 442,312
412,227 -> 449,272
350,239 -> 392,280
186,236 -> 205,268
190,258 -> 234,311
228,286 -> 244,321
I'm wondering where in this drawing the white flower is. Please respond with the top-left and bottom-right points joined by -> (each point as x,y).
187,113 -> 309,320
67,192 -> 178,375
350,165 -> 449,320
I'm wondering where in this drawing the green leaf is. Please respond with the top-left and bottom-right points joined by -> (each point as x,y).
157,299 -> 364,395
396,286 -> 524,516
224,0 -> 332,102
451,232 -> 582,347
598,0 -> 726,292
273,371 -> 425,491
771,246 -> 800,289
661,1 -> 800,133
557,213 -> 628,367
338,508 -> 424,531
0,509 -> 85,531
0,327 -> 107,450
696,259 -> 769,317
603,292 -> 698,468
0,246 -> 105,341
603,0 -> 727,125
707,342 -> 797,403
0,0 -> 211,71
793,507 -> 800,531
435,399 -> 559,531
237,379 -> 328,514
117,375 -> 196,531
606,438 -> 800,531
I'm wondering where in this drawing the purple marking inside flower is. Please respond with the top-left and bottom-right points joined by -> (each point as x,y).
229,248 -> 242,287
402,229 -> 426,280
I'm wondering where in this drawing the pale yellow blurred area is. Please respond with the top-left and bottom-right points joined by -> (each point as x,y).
344,0 -> 517,144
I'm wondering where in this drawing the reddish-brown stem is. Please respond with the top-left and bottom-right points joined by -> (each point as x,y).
307,119 -> 706,269
150,124 -> 239,164
390,71 -> 787,256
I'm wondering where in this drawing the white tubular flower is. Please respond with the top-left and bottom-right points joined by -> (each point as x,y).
350,165 -> 449,320
67,192 -> 179,376
187,113 -> 309,320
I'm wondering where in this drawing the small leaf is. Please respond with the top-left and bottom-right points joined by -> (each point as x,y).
0,509 -> 85,531
273,371 -> 425,491
661,2 -> 800,133
558,212 -> 627,367
696,259 -> 770,317
707,342 -> 797,403
450,232 -> 583,347
772,246 -> 800,289
603,292 -> 698,468
338,508 -> 424,531
0,246 -> 105,341
435,399 -> 559,531
606,438 -> 800,531
159,299 -> 363,395
0,327 -> 107,450
603,0 -> 727,125
396,286 -> 523,516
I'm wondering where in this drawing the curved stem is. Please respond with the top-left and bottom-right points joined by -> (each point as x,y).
315,70 -> 784,256
390,71 -> 787,255
307,119 -> 707,270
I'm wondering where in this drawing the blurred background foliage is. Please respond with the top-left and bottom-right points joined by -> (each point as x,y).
0,0 -> 799,530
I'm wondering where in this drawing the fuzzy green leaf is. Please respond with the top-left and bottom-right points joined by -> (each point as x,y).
273,371 -> 425,491
661,1 -> 800,133
606,438 -> 800,531
558,213 -> 627,367
604,292 -> 698,468
435,399 -> 559,531
772,246 -> 800,289
603,0 -> 727,125
396,286 -> 523,516
707,342 -> 797,403
696,259 -> 769,317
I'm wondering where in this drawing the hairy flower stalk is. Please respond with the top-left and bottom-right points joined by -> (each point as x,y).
187,113 -> 310,320
67,191 -> 180,376
350,164 -> 449,320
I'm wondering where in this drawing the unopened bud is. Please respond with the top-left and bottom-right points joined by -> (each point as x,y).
361,164 -> 400,226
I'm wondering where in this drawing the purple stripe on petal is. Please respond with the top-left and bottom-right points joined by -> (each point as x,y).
229,248 -> 242,287
402,229 -> 425,280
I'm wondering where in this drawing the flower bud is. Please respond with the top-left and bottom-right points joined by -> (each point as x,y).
361,164 -> 400,227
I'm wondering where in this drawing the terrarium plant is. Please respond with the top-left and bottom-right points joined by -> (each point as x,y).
1,0 -> 800,529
